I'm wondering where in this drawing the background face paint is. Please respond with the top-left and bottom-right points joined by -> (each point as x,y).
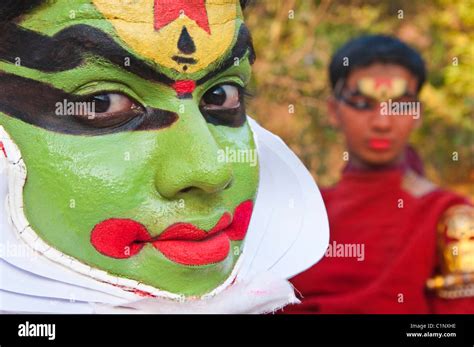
0,0 -> 258,296
92,0 -> 241,74
357,77 -> 408,101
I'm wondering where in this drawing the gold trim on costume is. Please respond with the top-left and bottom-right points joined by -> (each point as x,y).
427,205 -> 474,299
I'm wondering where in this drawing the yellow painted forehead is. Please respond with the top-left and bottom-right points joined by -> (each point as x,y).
92,0 -> 241,74
357,77 -> 408,101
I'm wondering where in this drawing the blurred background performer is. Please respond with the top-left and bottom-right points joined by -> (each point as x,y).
284,35 -> 474,314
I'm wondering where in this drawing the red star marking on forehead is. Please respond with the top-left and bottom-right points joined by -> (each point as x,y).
154,0 -> 211,34
373,77 -> 394,89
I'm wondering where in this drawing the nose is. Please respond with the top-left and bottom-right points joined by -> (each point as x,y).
370,110 -> 392,133
153,104 -> 234,200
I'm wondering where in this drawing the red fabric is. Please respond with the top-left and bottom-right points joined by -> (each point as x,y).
284,168 -> 474,314
154,0 -> 210,34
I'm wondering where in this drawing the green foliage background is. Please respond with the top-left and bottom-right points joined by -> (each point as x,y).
244,0 -> 473,197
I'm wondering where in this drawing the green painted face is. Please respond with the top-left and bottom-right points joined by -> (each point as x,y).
0,0 -> 258,297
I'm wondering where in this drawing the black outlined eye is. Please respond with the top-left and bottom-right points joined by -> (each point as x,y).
200,84 -> 248,127
201,84 -> 241,110
73,93 -> 144,128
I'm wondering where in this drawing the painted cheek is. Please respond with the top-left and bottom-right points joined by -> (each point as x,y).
342,117 -> 367,149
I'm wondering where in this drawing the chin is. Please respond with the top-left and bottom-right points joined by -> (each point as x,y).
357,150 -> 401,167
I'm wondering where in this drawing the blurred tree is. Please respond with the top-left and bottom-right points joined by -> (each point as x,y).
244,0 -> 473,196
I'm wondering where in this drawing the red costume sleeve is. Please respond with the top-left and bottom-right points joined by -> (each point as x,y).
429,296 -> 474,314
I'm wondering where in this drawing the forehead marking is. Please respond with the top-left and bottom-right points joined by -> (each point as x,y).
172,80 -> 196,99
92,0 -> 239,74
154,0 -> 211,34
373,77 -> 395,89
357,77 -> 408,101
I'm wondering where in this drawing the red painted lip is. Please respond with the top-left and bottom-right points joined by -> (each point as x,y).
368,138 -> 392,150
90,200 -> 253,266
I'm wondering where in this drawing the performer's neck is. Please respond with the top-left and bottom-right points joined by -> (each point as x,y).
345,152 -> 406,173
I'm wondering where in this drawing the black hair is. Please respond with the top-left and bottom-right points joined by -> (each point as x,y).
0,0 -> 46,22
329,35 -> 426,93
240,0 -> 252,10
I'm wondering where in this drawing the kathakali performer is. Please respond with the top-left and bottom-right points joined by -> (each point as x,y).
0,0 -> 328,313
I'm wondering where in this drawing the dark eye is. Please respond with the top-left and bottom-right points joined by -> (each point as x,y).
73,93 -> 144,128
199,84 -> 246,127
201,85 -> 241,110
353,99 -> 372,110
344,96 -> 374,110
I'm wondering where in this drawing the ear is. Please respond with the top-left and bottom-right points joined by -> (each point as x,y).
327,96 -> 341,128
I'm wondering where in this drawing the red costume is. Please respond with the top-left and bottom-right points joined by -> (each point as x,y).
285,157 -> 474,313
